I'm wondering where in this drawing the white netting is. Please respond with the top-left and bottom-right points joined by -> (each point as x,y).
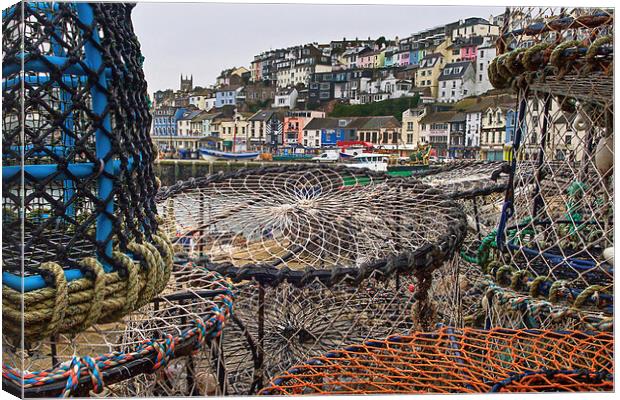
2,267 -> 233,397
155,165 -> 467,394
464,6 -> 614,331
157,166 -> 466,284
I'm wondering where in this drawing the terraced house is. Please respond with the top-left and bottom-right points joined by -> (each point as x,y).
348,116 -> 402,148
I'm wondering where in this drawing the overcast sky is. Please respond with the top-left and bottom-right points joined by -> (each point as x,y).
132,3 -> 504,94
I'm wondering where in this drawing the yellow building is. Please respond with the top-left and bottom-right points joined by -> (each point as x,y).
401,106 -> 428,146
216,112 -> 253,152
414,38 -> 451,99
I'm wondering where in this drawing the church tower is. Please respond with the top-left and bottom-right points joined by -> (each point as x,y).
180,74 -> 193,92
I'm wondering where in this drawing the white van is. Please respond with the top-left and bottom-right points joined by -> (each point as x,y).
312,152 -> 339,162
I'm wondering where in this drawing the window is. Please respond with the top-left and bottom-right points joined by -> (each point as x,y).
451,90 -> 455,97
452,49 -> 459,55
442,82 -> 446,88
441,91 -> 446,97
407,122 -> 414,131
479,74 -> 483,81
565,134 -> 572,145
480,63 -> 484,70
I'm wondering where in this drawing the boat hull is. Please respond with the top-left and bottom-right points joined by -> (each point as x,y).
200,148 -> 260,161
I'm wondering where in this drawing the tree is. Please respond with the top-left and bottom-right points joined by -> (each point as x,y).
375,36 -> 387,49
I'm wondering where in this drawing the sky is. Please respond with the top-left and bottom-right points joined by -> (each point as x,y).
132,3 -> 505,94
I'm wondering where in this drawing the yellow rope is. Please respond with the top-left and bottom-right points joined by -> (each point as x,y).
1,229 -> 174,343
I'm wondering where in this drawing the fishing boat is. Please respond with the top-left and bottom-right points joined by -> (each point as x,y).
346,153 -> 390,172
200,148 -> 260,162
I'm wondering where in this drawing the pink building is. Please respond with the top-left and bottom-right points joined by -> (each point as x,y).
460,45 -> 478,61
283,110 -> 326,148
395,50 -> 410,66
357,48 -> 376,69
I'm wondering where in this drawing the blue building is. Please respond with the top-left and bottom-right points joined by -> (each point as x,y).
215,86 -> 242,108
504,108 -> 517,161
303,118 -> 356,147
152,106 -> 186,136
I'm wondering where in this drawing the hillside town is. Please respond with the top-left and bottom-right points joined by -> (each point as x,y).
149,15 -> 577,163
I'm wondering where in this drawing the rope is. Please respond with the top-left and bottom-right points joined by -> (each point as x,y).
2,269 -> 234,396
2,229 -> 174,343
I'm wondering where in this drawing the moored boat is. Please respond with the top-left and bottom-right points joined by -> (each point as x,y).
200,148 -> 260,161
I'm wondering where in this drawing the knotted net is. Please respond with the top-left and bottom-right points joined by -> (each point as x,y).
157,165 -> 467,394
465,7 -> 614,331
260,327 -> 613,395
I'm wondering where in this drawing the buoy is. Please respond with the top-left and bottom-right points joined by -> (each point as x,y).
602,247 -> 614,266
195,371 -> 218,395
572,103 -> 591,132
594,136 -> 613,177
466,215 -> 478,231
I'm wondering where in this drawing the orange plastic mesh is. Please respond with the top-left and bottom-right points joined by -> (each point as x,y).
260,327 -> 613,395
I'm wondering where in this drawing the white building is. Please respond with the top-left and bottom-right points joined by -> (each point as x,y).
437,61 -> 476,103
273,87 -> 298,108
189,92 -> 215,110
475,37 -> 497,95
465,111 -> 482,150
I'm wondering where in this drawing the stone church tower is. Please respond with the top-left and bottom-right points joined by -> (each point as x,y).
180,74 -> 193,92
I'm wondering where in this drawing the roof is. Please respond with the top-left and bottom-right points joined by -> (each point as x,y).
249,110 -> 277,121
438,61 -> 473,81
450,112 -> 466,122
420,111 -> 457,124
303,117 -> 350,130
178,110 -> 203,121
458,94 -> 517,113
216,85 -> 242,93
191,112 -> 221,122
422,52 -> 443,60
347,116 -> 401,130
276,87 -> 297,96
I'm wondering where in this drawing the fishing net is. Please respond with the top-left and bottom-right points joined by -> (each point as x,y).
411,161 -> 509,329
462,7 -> 615,331
259,327 -> 613,394
156,165 -> 467,394
2,266 -> 234,397
2,1 -> 173,345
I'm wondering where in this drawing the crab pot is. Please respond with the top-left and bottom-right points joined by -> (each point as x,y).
157,165 -> 467,394
2,2 -> 173,347
259,327 -> 613,394
467,7 -> 614,331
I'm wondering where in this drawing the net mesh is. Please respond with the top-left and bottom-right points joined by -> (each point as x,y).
157,165 -> 466,286
2,266 -> 233,397
259,327 -> 613,395
2,1 -> 158,273
2,1 -> 172,344
479,6 -> 614,331
156,165 -> 467,393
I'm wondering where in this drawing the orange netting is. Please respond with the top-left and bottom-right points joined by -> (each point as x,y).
260,327 -> 613,395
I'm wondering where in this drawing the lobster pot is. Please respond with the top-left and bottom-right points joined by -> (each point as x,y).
259,327 -> 613,395
481,7 -> 614,330
415,161 -> 510,328
2,2 -> 173,346
157,165 -> 467,394
1,265 -> 234,398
